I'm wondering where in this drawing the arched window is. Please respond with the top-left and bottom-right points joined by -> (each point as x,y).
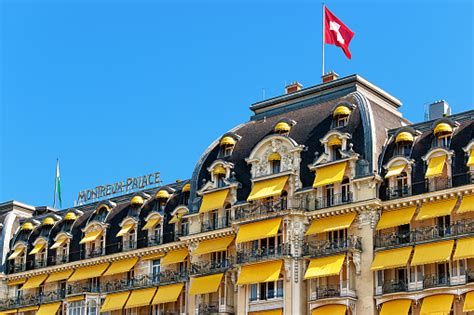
213,165 -> 227,188
268,153 -> 281,174
333,105 -> 351,127
433,123 -> 453,148
327,136 -> 342,161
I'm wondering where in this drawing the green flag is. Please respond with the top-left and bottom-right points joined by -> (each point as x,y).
54,159 -> 62,208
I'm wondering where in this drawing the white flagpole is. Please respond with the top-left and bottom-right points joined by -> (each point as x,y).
53,159 -> 57,208
322,3 -> 325,77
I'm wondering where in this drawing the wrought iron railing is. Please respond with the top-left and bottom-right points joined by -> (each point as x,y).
236,243 -> 291,264
382,280 -> 407,294
0,290 -> 66,311
314,192 -> 353,210
147,235 -> 162,246
386,185 -> 411,200
67,283 -> 100,295
423,273 -> 450,289
234,196 -> 314,220
190,259 -> 232,276
200,218 -> 231,233
310,285 -> 341,300
375,219 -> 474,249
82,247 -> 104,259
120,241 -> 137,252
426,177 -> 452,192
198,302 -> 220,315
99,271 -> 189,294
51,254 -> 69,265
34,259 -> 47,269
303,236 -> 362,257
11,263 -> 26,273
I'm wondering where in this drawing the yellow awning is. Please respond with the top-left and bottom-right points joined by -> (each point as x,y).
220,136 -> 236,146
37,302 -> 61,315
22,274 -> 48,289
161,248 -> 188,266
457,195 -> 474,213
249,309 -> 282,315
213,165 -> 226,175
371,247 -> 413,271
68,263 -> 110,282
100,291 -> 130,313
29,242 -> 45,255
116,223 -> 135,237
237,260 -> 282,285
236,217 -> 282,244
468,150 -> 474,167
275,121 -> 291,132
411,240 -> 454,266
79,229 -> 102,244
327,136 -> 342,147
125,287 -> 157,309
395,132 -> 414,143
142,217 -> 161,230
17,306 -> 39,312
376,207 -> 416,230
169,214 -> 181,224
156,190 -> 170,199
193,236 -> 234,255
189,273 -> 223,295
45,269 -> 74,283
1,310 -> 19,314
304,254 -> 345,279
420,294 -> 453,315
152,283 -> 184,304
333,105 -> 351,117
305,213 -> 356,235
103,257 -> 138,276
8,247 -> 24,260
50,236 -> 68,249
380,299 -> 412,315
7,278 -> 26,286
268,152 -> 281,161
425,155 -> 446,178
464,291 -> 474,312
415,199 -> 456,221
247,176 -> 288,201
64,211 -> 77,220
140,252 -> 165,261
453,237 -> 474,260
130,195 -> 144,205
67,295 -> 85,302
199,189 -> 229,213
434,123 -> 453,135
313,162 -> 347,188
384,164 -> 406,178
311,305 -> 346,315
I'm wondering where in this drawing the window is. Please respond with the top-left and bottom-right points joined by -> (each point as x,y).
87,300 -> 97,315
397,142 -> 412,157
152,259 -> 161,281
224,205 -> 231,227
126,229 -> 136,250
158,199 -> 167,211
328,229 -> 347,248
437,215 -> 451,237
271,160 -> 281,174
324,184 -> 334,207
436,134 -> 451,148
180,219 -> 189,236
211,251 -> 227,268
341,178 -> 350,202
68,301 -> 84,315
182,191 -> 190,205
221,144 -> 234,157
335,115 -> 349,127
377,270 -> 384,287
210,210 -> 219,229
249,279 -> 283,301
216,173 -> 226,188
331,145 -> 342,161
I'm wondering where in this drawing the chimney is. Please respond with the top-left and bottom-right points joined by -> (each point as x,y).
322,71 -> 339,83
285,82 -> 303,94
428,100 -> 451,120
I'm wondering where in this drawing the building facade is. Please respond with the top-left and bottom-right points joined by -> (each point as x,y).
0,74 -> 473,315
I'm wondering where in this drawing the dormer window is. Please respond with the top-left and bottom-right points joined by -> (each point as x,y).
333,105 -> 351,127
213,165 -> 227,187
395,132 -> 414,157
327,136 -> 342,161
268,153 -> 281,174
182,183 -> 190,205
155,190 -> 170,211
433,123 -> 453,148
220,136 -> 236,157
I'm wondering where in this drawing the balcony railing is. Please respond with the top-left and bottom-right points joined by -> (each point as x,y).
147,235 -> 162,246
236,243 -> 291,264
10,263 -> 26,273
375,219 -> 474,249
303,236 -> 362,258
68,283 -> 100,295
119,241 -> 137,252
382,280 -> 407,294
314,192 -> 353,210
81,247 -> 104,259
427,177 -> 452,192
234,196 -> 315,221
99,271 -> 189,294
0,290 -> 66,311
34,259 -> 47,269
197,302 -> 220,315
423,273 -> 450,289
190,259 -> 232,276
200,218 -> 231,233
51,254 -> 69,265
310,285 -> 341,300
386,185 -> 411,200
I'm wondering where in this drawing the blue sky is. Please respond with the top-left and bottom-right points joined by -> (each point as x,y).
1,0 -> 472,208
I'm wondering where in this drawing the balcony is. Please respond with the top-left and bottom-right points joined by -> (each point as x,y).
375,219 -> 474,249
147,235 -> 162,247
10,263 -> 26,273
303,236 -> 362,258
234,196 -> 312,221
382,280 -> 407,294
423,273 -> 450,289
99,271 -> 189,294
0,290 -> 66,312
34,259 -> 47,269
426,177 -> 452,192
386,185 -> 411,200
119,240 -> 137,252
190,259 -> 232,276
51,254 -> 69,265
82,247 -> 104,259
200,218 -> 231,233
236,244 -> 291,264
67,283 -> 100,295
197,302 -> 219,315
314,192 -> 353,210
309,285 -> 342,301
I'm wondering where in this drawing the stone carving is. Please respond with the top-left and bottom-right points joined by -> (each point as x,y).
357,209 -> 379,229
352,251 -> 362,275
253,139 -> 300,178
284,259 -> 292,282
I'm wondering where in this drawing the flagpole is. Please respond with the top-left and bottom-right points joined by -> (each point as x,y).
53,159 -> 57,208
322,3 -> 325,77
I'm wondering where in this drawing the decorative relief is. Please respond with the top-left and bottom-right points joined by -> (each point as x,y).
352,251 -> 361,275
253,139 -> 301,178
284,259 -> 292,282
356,209 -> 379,229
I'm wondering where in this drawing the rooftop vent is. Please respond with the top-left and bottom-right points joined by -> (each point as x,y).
428,100 -> 451,120
322,71 -> 339,83
285,82 -> 302,94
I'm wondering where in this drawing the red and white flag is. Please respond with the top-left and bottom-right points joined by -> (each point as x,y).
324,7 -> 355,59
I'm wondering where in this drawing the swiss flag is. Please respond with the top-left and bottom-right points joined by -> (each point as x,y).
324,7 -> 355,59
